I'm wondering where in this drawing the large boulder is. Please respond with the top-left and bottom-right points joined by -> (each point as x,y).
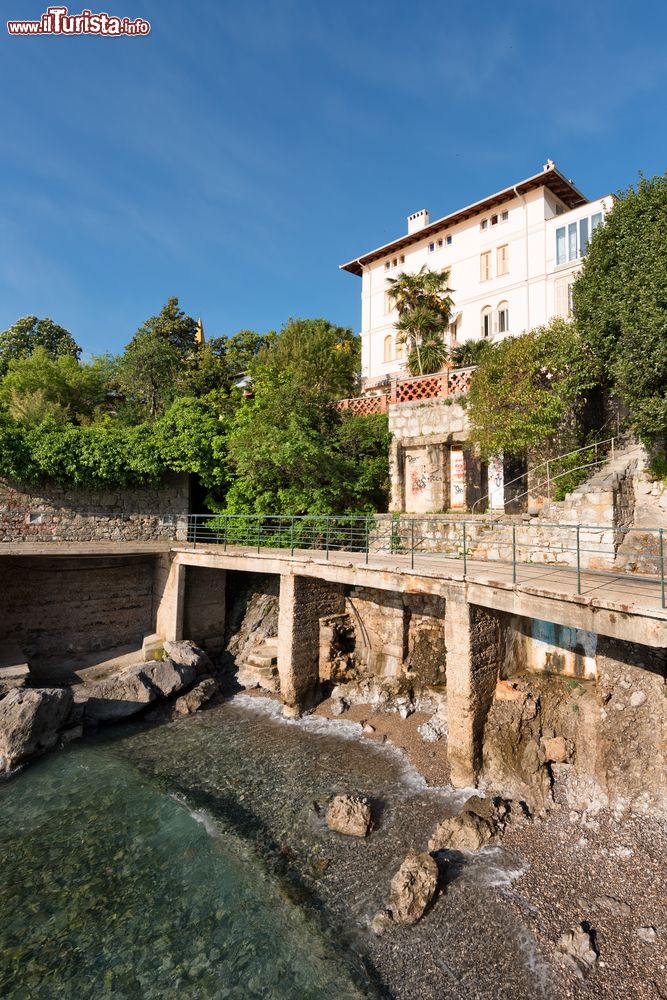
0,687 -> 73,772
326,794 -> 373,837
163,640 -> 212,675
83,665 -> 156,722
428,795 -> 510,853
142,658 -> 196,698
174,677 -> 218,715
373,851 -> 439,930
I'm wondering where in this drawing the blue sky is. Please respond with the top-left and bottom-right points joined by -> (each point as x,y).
1,0 -> 666,356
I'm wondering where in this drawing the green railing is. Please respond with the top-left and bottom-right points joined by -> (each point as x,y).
186,513 -> 666,607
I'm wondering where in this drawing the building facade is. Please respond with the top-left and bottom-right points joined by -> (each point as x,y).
340,161 -> 611,388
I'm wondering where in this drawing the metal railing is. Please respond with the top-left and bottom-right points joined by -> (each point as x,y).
472,437 -> 618,516
185,513 -> 666,607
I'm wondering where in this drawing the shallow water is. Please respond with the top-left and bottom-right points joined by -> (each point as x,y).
0,696 -> 554,999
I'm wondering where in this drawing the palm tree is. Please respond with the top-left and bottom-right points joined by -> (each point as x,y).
388,267 -> 454,375
451,339 -> 494,369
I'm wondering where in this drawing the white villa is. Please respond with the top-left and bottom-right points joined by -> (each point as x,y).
340,160 -> 612,388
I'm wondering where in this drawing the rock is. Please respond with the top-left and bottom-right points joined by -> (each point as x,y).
143,658 -> 197,698
163,640 -> 212,675
630,690 -> 646,708
83,665 -> 156,722
0,662 -> 30,697
326,794 -> 372,837
0,687 -> 73,772
61,724 -> 83,745
543,736 -> 573,763
428,796 -> 510,852
418,713 -> 447,743
236,663 -> 279,693
362,722 -> 376,734
379,850 -> 439,926
637,925 -> 657,943
593,895 -> 632,918
174,677 -> 217,715
330,697 -> 347,717
556,923 -> 599,979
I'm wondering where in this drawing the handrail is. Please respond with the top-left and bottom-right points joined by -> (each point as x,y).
471,436 -> 617,515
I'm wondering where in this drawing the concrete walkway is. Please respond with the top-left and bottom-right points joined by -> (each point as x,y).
178,542 -> 667,619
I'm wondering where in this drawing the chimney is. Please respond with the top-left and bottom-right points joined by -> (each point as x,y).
407,209 -> 430,234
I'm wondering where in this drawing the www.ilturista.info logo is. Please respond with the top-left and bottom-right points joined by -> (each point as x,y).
7,6 -> 150,35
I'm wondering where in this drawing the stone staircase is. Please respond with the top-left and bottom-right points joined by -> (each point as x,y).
236,638 -> 279,693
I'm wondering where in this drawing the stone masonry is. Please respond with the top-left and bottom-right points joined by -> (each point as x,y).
277,575 -> 345,713
0,473 -> 190,543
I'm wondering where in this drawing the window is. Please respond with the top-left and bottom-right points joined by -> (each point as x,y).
446,235 -> 452,246
428,242 -> 436,253
556,210 -> 605,265
384,291 -> 393,315
383,334 -> 393,363
496,244 -> 509,276
555,277 -> 575,318
399,254 -> 405,264
28,512 -> 44,524
391,257 -> 398,268
437,238 -> 443,248
481,306 -> 492,339
480,219 -> 488,231
501,210 -> 509,222
384,261 -> 390,271
497,301 -> 509,334
491,214 -> 498,226
480,251 -> 491,281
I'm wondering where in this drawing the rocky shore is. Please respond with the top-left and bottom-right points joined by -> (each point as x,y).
312,694 -> 667,1000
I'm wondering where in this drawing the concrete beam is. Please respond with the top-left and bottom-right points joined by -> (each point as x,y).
155,555 -> 185,642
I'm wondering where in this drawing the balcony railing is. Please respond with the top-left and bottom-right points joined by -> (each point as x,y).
337,366 -> 475,416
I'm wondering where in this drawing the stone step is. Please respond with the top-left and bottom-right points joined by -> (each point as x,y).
236,662 -> 279,693
245,652 -> 278,669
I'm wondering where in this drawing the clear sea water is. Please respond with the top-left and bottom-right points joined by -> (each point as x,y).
0,696 -> 554,1000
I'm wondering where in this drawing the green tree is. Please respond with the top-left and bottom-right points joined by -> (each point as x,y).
255,318 -> 360,399
467,319 -> 598,459
0,316 -> 81,376
0,348 -> 108,425
118,297 -> 197,418
387,267 -> 453,375
573,174 -> 667,442
153,392 -> 231,491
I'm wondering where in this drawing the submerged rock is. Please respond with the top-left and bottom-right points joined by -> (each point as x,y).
174,677 -> 218,715
428,795 -> 510,852
373,850 -> 439,930
163,640 -> 212,675
556,923 -> 599,979
0,687 -> 73,772
326,794 -> 372,837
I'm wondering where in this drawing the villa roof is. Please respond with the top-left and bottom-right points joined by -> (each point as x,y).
339,163 -> 588,276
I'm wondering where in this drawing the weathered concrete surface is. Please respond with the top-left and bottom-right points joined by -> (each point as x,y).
277,574 -> 345,713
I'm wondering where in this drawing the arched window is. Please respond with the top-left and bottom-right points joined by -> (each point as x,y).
383,334 -> 393,363
481,306 -> 492,339
497,301 -> 509,334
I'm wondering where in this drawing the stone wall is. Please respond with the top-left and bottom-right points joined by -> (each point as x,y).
0,555 -> 157,675
346,586 -> 446,683
182,566 -> 227,654
0,473 -> 190,543
277,575 -> 346,712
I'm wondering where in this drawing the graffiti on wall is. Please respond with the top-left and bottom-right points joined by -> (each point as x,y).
450,448 -> 465,509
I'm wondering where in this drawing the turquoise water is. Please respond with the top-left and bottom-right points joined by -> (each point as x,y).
0,697 -> 553,1000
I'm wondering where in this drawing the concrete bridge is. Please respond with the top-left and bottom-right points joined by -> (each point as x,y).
2,535 -> 665,797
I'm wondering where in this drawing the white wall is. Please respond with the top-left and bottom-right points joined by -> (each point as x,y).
359,189 -> 611,383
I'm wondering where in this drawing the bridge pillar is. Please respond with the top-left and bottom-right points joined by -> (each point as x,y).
155,555 -> 185,642
277,574 -> 345,715
182,566 -> 227,655
445,598 -> 500,787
